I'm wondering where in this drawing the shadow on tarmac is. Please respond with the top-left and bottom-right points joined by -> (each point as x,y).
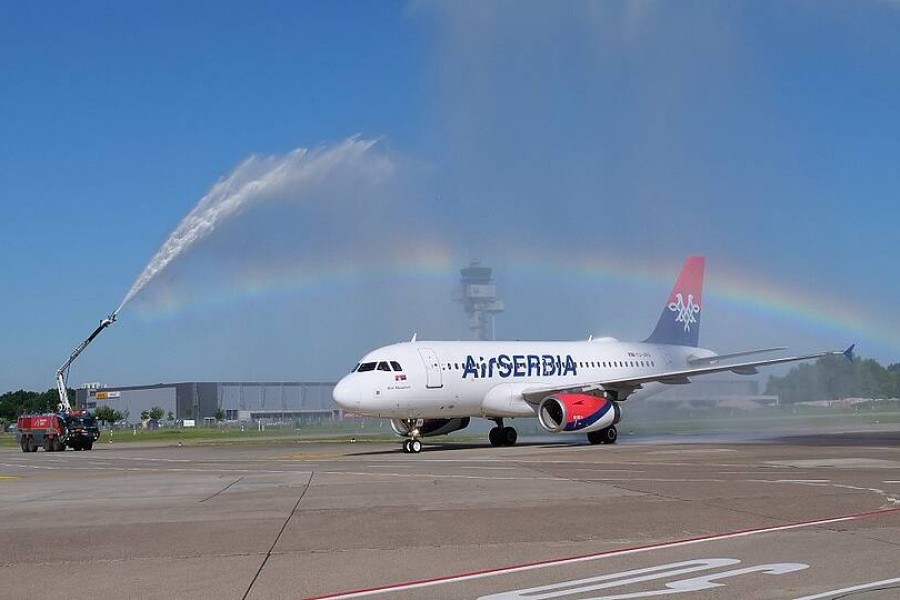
766,429 -> 900,447
343,438 -> 586,457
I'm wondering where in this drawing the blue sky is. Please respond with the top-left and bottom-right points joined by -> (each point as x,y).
2,1 -> 900,392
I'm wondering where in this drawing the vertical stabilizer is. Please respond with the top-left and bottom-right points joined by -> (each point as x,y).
643,256 -> 705,347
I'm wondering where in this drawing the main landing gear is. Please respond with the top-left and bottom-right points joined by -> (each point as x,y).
402,438 -> 423,454
488,419 -> 518,447
587,425 -> 618,445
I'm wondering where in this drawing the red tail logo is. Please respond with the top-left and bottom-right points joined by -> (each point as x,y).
645,256 -> 705,347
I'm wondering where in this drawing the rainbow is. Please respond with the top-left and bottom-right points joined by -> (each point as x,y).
127,245 -> 897,355
503,252 -> 886,347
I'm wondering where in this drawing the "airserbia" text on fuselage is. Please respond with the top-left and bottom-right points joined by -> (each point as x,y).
462,354 -> 578,379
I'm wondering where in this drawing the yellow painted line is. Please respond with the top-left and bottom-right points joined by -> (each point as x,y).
0,475 -> 20,480
279,452 -> 344,461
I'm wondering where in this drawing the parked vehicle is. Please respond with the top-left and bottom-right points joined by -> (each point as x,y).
16,411 -> 100,452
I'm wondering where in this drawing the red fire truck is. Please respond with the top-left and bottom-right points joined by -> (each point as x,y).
16,411 -> 100,452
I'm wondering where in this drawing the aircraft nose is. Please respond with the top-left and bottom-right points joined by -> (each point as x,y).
332,377 -> 357,410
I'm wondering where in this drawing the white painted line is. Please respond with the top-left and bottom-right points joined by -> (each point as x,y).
318,471 -> 560,481
792,576 -> 900,600
459,466 -> 521,471
774,480 -> 832,483
305,509 -> 900,600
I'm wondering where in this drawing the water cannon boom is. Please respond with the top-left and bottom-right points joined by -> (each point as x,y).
55,312 -> 118,412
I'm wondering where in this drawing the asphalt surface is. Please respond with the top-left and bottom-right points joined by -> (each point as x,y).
1,430 -> 899,600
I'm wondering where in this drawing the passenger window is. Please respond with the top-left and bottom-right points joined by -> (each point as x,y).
357,362 -> 376,372
390,361 -> 402,371
377,362 -> 391,371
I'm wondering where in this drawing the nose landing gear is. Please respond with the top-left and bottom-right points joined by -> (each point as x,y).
402,438 -> 423,453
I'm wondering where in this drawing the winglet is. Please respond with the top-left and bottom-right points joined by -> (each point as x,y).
410,333 -> 418,343
843,344 -> 855,362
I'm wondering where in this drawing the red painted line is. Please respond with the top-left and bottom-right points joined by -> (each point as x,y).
302,506 -> 900,600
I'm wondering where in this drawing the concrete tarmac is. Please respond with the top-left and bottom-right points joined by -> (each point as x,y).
1,430 -> 899,599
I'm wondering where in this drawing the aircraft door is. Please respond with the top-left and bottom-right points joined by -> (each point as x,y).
418,348 -> 443,389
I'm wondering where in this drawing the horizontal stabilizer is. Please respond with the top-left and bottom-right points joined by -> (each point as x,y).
689,347 -> 787,366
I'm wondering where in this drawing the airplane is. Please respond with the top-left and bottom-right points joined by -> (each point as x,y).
332,256 -> 852,453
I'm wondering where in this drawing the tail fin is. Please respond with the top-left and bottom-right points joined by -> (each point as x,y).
643,256 -> 705,347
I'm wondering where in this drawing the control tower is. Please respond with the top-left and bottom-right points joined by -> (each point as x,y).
456,261 -> 504,340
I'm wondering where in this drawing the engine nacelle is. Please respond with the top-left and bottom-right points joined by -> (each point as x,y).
537,393 -> 621,434
390,417 -> 471,438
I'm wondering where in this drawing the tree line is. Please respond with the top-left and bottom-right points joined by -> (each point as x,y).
0,389 -> 165,427
0,389 -> 73,423
766,354 -> 900,404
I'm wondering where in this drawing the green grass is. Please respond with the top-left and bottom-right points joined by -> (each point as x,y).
3,407 -> 898,448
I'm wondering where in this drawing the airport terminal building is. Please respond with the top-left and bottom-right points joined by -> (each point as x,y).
77,381 -> 339,424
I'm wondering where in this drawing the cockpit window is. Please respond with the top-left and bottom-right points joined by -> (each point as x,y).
390,361 -> 402,371
351,363 -> 360,373
377,361 -> 391,371
357,362 -> 377,372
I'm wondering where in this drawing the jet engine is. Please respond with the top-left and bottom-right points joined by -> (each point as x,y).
537,393 -> 621,434
390,417 -> 471,438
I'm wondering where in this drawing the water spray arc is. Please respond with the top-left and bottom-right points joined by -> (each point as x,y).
114,136 -> 383,315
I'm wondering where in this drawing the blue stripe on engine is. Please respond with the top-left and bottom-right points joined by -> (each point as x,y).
563,400 -> 612,432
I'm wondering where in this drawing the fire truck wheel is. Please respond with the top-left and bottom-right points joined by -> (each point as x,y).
54,438 -> 66,452
20,439 -> 29,453
27,437 -> 37,452
44,437 -> 55,452
84,441 -> 93,451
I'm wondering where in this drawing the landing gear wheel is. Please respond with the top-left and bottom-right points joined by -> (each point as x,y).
409,439 -> 422,453
402,439 -> 411,453
587,426 -> 618,445
488,427 -> 502,447
501,427 -> 518,446
84,441 -> 93,451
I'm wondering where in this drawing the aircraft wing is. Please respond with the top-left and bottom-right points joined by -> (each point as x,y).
521,346 -> 853,404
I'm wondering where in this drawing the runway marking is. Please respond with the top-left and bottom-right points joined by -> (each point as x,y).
280,452 -> 345,461
757,479 -> 900,508
773,479 -> 831,483
0,475 -> 19,480
766,458 -> 900,469
478,559 -> 810,600
459,466 -> 521,471
303,506 -> 900,600
649,449 -> 737,454
792,576 -> 900,599
318,471 -> 561,481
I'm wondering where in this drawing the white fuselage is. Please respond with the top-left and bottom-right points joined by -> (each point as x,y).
332,339 -> 716,420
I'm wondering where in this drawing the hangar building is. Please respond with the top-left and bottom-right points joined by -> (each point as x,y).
77,381 -> 338,423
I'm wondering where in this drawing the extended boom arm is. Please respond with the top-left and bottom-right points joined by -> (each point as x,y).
55,313 -> 117,411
